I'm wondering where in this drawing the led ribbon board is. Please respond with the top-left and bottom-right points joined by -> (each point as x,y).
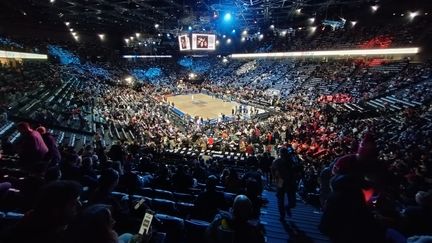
122,55 -> 172,58
0,50 -> 47,59
230,47 -> 420,59
178,35 -> 191,51
192,34 -> 216,51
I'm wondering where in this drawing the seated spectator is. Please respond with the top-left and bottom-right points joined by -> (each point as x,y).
319,175 -> 386,243
207,195 -> 265,243
89,168 -> 128,221
64,204 -> 133,243
402,190 -> 432,235
171,165 -> 193,192
194,175 -> 227,222
15,122 -> 48,167
224,168 -> 244,193
1,180 -> 82,243
80,156 -> 98,187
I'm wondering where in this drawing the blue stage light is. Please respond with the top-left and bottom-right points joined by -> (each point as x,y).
224,13 -> 232,21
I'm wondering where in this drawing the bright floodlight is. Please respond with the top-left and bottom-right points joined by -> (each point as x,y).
98,34 -> 105,41
222,35 -> 226,38
125,76 -> 133,84
309,18 -> 315,23
226,38 -> 232,44
124,39 -> 130,43
371,5 -> 379,12
224,13 -> 232,21
232,29 -> 236,33
130,36 -> 134,40
351,21 -> 357,27
241,37 -> 246,42
50,0 -> 55,3
258,34 -> 264,40
216,40 -> 220,45
71,32 -> 77,36
154,24 -> 159,29
296,9 -> 301,14
135,33 -> 140,38
69,28 -> 74,32
73,35 -> 79,41
242,30 -> 248,35
188,26 -> 192,31
281,30 -> 287,37
65,22 -> 70,26
310,26 -> 317,32
408,11 -> 419,20
270,25 -> 275,29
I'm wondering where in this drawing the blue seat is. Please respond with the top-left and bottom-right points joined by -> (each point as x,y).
155,214 -> 185,243
176,202 -> 194,218
139,187 -> 154,198
184,219 -> 210,243
173,192 -> 196,203
153,189 -> 174,201
151,198 -> 178,216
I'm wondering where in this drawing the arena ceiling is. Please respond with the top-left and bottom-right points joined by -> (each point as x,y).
1,0 -> 380,34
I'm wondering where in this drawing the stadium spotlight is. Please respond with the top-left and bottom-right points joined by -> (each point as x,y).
98,34 -> 105,41
189,73 -> 196,79
371,5 -> 379,12
71,32 -> 77,36
351,21 -> 357,27
281,30 -> 287,37
226,38 -> 232,44
224,13 -> 232,21
408,11 -> 419,20
296,9 -> 302,14
270,24 -> 275,29
73,35 -> 79,41
130,36 -> 134,41
65,22 -> 70,26
241,37 -> 246,42
242,30 -> 248,35
124,38 -> 130,44
125,76 -> 133,84
50,0 -> 55,3
309,18 -> 315,24
135,33 -> 140,38
69,28 -> 74,32
154,24 -> 159,29
258,34 -> 264,40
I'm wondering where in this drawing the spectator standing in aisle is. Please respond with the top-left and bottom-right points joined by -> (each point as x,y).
272,147 -> 299,221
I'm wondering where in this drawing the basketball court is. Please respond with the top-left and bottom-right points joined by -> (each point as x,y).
167,93 -> 260,120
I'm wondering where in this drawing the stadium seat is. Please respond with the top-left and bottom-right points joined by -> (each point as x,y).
155,213 -> 185,243
151,198 -> 178,216
175,202 -> 194,218
153,189 -> 174,201
173,192 -> 196,203
184,219 -> 210,243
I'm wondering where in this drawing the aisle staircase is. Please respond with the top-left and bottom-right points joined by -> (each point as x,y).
261,190 -> 330,243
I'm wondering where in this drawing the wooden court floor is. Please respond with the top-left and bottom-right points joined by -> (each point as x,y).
166,93 -> 238,119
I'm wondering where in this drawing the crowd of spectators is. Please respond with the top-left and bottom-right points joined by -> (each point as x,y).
0,21 -> 432,242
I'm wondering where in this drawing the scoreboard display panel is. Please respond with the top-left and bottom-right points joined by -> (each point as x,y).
191,34 -> 216,51
178,35 -> 191,51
